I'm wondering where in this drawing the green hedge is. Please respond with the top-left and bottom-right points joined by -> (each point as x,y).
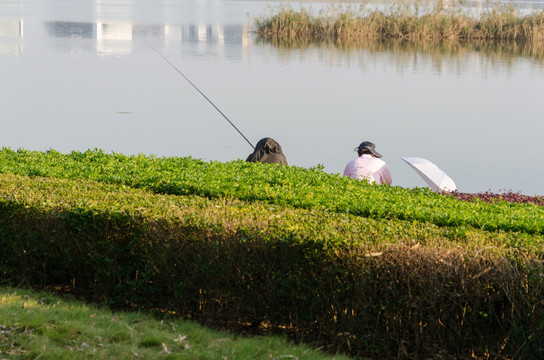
1,148 -> 544,236
0,173 -> 543,358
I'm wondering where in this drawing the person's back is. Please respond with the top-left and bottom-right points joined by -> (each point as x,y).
343,141 -> 392,185
246,137 -> 288,165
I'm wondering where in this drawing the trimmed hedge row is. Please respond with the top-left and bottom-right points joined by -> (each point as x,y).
0,173 -> 543,358
1,148 -> 544,236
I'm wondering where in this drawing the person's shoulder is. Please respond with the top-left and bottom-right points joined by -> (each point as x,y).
263,153 -> 288,165
345,158 -> 358,166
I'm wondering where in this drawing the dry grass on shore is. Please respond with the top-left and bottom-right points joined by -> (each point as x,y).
255,1 -> 544,43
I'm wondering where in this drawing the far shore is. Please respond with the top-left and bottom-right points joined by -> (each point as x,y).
255,1 -> 544,43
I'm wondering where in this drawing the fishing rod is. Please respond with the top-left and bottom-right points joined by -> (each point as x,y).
146,42 -> 255,149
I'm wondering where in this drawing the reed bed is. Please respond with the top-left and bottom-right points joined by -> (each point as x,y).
255,1 -> 544,43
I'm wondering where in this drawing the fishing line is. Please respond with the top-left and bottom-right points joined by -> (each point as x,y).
146,42 -> 255,149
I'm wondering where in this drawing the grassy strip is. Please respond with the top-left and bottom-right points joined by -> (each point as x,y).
254,2 -> 544,43
0,287 -> 351,360
0,172 -> 541,253
1,173 -> 543,358
0,148 -> 543,236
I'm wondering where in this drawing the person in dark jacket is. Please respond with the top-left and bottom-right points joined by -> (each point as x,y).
246,137 -> 288,165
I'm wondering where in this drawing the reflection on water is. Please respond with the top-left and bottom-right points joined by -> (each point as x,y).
255,37 -> 544,75
44,20 -> 250,58
0,18 -> 23,57
96,23 -> 133,56
40,17 -> 544,74
47,21 -> 94,39
0,17 -> 22,37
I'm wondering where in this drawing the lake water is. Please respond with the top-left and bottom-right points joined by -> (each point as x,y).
1,0 -> 544,195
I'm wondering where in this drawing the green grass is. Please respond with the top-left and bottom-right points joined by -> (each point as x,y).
0,287 -> 352,360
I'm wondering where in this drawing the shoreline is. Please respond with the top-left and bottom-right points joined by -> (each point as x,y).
255,2 -> 544,43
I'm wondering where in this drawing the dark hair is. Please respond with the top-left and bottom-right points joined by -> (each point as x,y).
357,148 -> 372,157
355,141 -> 382,158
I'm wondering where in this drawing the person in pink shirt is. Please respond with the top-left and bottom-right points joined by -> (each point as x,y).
343,141 -> 392,185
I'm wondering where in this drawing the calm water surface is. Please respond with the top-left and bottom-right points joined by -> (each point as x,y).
1,0 -> 544,195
